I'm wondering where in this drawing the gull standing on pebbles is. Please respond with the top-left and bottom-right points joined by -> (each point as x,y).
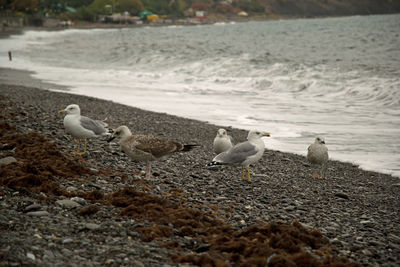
213,128 -> 233,154
58,104 -> 109,155
307,136 -> 329,178
208,130 -> 270,182
108,125 -> 198,180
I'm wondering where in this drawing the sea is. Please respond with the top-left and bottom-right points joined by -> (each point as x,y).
1,14 -> 399,177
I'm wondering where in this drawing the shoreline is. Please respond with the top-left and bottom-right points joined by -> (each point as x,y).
0,65 -> 398,178
1,82 -> 400,265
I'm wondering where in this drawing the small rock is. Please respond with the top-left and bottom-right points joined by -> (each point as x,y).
131,260 -> 145,267
66,186 -> 78,193
368,240 -> 385,247
62,238 -> 73,244
105,259 -> 115,265
70,197 -> 87,205
360,220 -> 374,227
334,192 -> 349,199
26,252 -> 35,260
284,205 -> 296,211
26,211 -> 50,217
330,238 -> 342,246
361,249 -> 373,256
43,250 -> 54,259
61,248 -> 72,256
0,156 -> 17,167
388,234 -> 400,243
84,223 -> 101,230
24,203 -> 42,212
56,199 -> 81,209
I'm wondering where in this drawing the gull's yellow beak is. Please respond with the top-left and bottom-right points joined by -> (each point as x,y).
263,132 -> 271,137
58,109 -> 66,114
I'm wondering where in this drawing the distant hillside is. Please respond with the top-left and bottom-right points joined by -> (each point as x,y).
260,0 -> 400,17
2,0 -> 400,24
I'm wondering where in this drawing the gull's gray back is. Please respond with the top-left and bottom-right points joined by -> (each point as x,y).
214,141 -> 257,164
80,116 -> 108,135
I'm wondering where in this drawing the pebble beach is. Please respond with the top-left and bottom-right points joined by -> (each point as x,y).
1,70 -> 400,266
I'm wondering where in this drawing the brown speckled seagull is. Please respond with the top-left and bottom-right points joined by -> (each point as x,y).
108,125 -> 197,179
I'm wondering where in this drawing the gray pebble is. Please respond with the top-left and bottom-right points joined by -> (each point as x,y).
43,250 -> 55,259
70,197 -> 87,206
26,211 -> 50,217
0,156 -> 17,167
24,203 -> 42,212
26,252 -> 35,260
360,220 -> 374,227
84,223 -> 101,230
62,238 -> 74,244
56,199 -> 81,209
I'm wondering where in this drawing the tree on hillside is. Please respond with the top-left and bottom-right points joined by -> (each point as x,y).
168,0 -> 187,16
142,0 -> 170,14
235,0 -> 264,13
86,0 -> 114,14
63,0 -> 93,8
10,0 -> 39,13
115,0 -> 144,15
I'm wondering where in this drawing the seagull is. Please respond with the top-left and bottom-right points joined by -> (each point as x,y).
213,128 -> 233,154
307,136 -> 329,178
208,130 -> 270,182
58,104 -> 109,155
108,125 -> 198,179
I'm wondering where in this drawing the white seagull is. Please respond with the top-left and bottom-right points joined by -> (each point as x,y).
58,104 -> 109,155
208,130 -> 270,182
213,128 -> 233,154
108,125 -> 197,179
307,136 -> 329,178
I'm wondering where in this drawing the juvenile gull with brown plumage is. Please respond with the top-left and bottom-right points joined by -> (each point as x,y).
108,125 -> 197,179
307,136 -> 329,178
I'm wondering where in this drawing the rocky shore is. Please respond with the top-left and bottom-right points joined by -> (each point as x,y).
1,82 -> 400,266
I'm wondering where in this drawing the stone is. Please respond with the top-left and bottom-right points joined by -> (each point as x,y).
43,250 -> 55,259
388,234 -> 400,243
66,186 -> 78,193
62,238 -> 73,244
24,203 -> 42,212
61,248 -> 72,256
26,252 -> 35,260
84,223 -> 101,230
56,199 -> 81,209
26,211 -> 50,217
361,249 -> 373,257
70,197 -> 87,205
0,156 -> 17,167
131,259 -> 145,267
360,220 -> 374,227
334,192 -> 349,199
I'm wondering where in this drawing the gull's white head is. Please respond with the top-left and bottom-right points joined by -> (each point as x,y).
59,104 -> 81,116
247,130 -> 270,141
217,128 -> 228,137
108,125 -> 132,142
315,136 -> 326,145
